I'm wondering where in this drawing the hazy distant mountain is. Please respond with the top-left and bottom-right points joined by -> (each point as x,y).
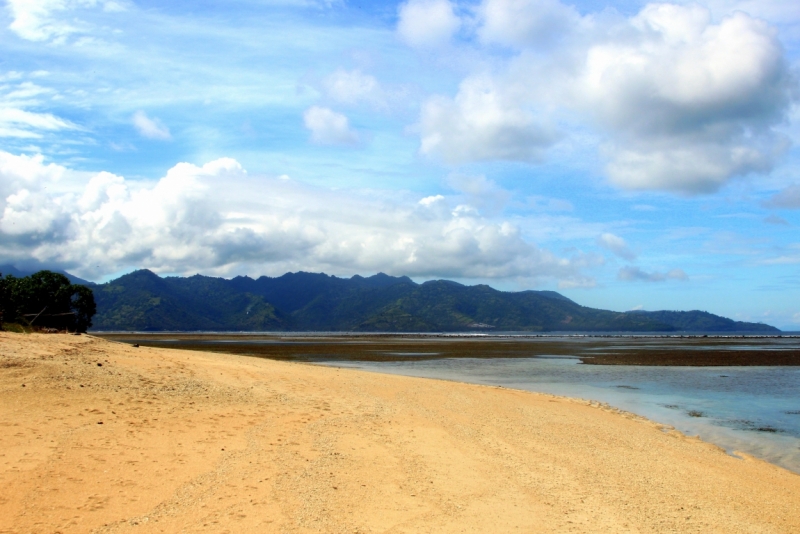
86,269 -> 780,333
627,310 -> 776,333
0,264 -> 95,287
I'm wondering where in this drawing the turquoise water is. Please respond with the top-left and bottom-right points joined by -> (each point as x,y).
322,357 -> 800,473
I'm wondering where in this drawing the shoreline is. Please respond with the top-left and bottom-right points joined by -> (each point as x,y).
319,358 -> 800,474
2,332 -> 799,532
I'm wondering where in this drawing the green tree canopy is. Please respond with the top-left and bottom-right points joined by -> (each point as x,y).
0,270 -> 96,332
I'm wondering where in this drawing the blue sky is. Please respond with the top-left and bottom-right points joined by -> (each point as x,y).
0,0 -> 799,328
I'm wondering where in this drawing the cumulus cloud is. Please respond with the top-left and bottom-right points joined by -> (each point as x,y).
420,75 -> 558,163
596,232 -> 636,261
604,143 -> 778,194
397,0 -> 460,48
673,0 -> 800,30
764,184 -> 800,209
0,152 -> 593,285
6,0 -> 125,42
132,111 -> 171,141
618,266 -> 689,282
303,106 -> 359,146
579,5 -> 793,193
417,2 -> 795,193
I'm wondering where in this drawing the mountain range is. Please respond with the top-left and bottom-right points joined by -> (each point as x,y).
1,266 -> 775,333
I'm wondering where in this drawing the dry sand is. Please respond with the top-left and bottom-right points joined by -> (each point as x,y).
1,332 -> 798,533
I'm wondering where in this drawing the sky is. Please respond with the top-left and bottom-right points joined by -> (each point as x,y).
0,0 -> 799,329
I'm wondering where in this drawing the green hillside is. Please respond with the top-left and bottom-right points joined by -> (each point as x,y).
85,269 -> 780,333
92,270 -> 287,331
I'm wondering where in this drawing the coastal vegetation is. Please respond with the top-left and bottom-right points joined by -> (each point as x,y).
0,270 -> 96,333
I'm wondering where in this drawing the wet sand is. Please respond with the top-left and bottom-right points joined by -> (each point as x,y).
1,332 -> 799,533
97,332 -> 800,366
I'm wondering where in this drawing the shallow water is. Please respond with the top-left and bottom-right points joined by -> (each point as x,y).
321,357 -> 800,473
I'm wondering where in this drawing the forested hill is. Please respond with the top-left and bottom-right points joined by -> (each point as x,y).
80,269 -> 779,333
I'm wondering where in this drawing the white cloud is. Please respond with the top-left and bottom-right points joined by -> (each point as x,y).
579,5 -> 793,193
415,2 -> 795,193
446,173 -> 510,214
322,69 -> 384,107
397,0 -> 460,48
419,195 -> 444,207
0,152 -> 593,285
0,152 -> 77,238
596,232 -> 636,261
618,266 -> 689,282
477,0 -> 581,49
557,277 -> 596,289
0,152 -> 67,204
0,78 -> 78,139
0,108 -> 77,138
132,111 -> 171,141
604,143 -> 778,194
420,75 -> 558,163
2,82 -> 54,103
303,106 -> 359,146
6,0 -> 125,42
764,184 -> 800,209
7,0 -> 76,42
672,0 -> 800,31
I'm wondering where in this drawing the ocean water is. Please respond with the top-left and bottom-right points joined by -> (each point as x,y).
321,356 -> 800,473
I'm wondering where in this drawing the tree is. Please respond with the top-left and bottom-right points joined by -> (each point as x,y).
71,284 -> 97,332
0,270 -> 97,332
0,273 -> 9,325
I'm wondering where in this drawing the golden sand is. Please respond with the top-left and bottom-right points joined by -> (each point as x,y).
1,332 -> 798,533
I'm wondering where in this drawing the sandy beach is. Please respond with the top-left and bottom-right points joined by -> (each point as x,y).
1,332 -> 798,533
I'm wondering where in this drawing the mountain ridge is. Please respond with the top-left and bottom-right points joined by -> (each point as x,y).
1,265 -> 779,332
74,269 -> 778,333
